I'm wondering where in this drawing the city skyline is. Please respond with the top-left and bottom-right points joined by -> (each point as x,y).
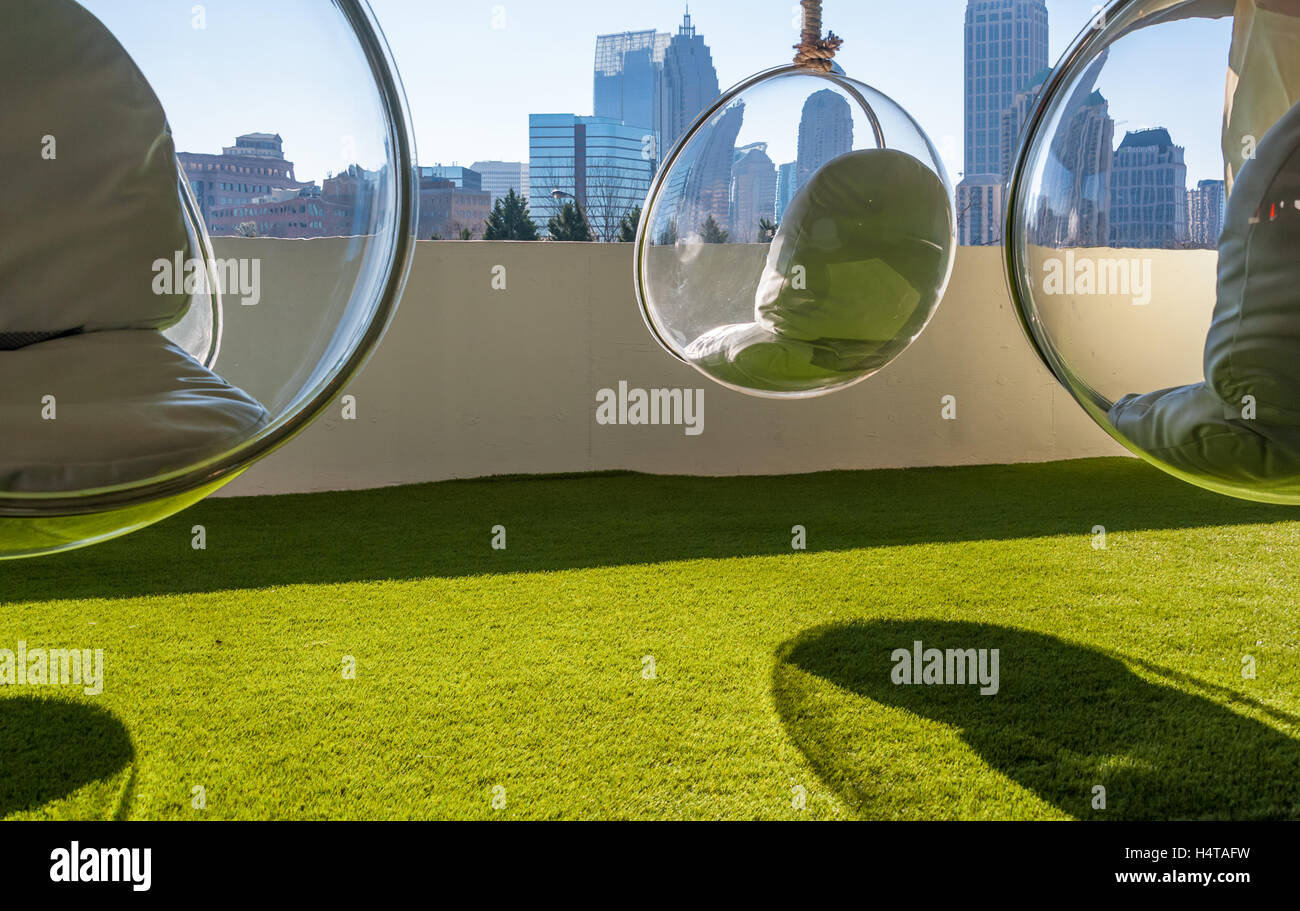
159,2 -> 1239,244
88,0 -> 1232,192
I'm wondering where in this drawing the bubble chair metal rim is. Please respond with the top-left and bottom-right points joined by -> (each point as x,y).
0,0 -> 419,519
1002,0 -> 1125,405
633,63 -> 898,397
999,0 -> 1300,504
176,171 -> 224,370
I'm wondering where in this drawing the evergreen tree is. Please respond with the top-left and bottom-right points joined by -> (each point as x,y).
482,188 -> 540,240
618,206 -> 642,243
758,217 -> 778,242
548,200 -> 593,241
698,213 -> 729,244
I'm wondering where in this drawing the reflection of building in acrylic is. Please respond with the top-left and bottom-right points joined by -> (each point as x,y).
1187,178 -> 1227,248
528,114 -> 655,241
796,89 -> 853,191
655,11 -> 721,158
179,133 -> 377,237
775,161 -> 797,222
1000,68 -> 1051,180
677,101 -> 744,239
957,0 -> 1049,246
730,142 -> 777,243
418,166 -> 492,239
468,160 -> 529,206
1109,128 -> 1188,248
180,133 -> 309,232
1029,85 -> 1114,247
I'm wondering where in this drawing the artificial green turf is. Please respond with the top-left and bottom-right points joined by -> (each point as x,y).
1,457 -> 1298,820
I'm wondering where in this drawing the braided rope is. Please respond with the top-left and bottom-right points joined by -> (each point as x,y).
793,0 -> 842,72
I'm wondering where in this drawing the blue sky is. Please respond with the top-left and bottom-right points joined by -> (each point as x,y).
85,0 -> 1232,186
369,0 -> 1230,184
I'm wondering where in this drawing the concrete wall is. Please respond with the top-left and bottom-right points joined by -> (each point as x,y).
216,241 -> 1137,497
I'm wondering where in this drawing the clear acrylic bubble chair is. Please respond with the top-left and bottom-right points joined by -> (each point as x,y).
634,1 -> 956,399
1006,0 -> 1300,503
0,0 -> 417,557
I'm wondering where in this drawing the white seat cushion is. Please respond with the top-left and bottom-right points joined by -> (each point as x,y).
1110,95 -> 1300,489
0,0 -> 191,342
0,331 -> 268,493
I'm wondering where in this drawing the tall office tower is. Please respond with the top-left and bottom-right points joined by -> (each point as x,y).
796,89 -> 853,190
594,29 -> 669,135
468,161 -> 528,205
679,101 -> 745,239
1031,88 -> 1115,247
528,114 -> 655,241
774,161 -> 798,222
729,142 -> 777,243
656,10 -> 721,158
1110,128 -> 1189,248
1187,178 -> 1227,248
958,0 -> 1049,245
964,0 -> 1049,177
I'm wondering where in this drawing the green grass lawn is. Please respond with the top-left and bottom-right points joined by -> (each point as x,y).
2,457 -> 1298,820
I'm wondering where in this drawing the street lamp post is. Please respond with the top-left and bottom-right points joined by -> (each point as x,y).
549,189 -> 591,239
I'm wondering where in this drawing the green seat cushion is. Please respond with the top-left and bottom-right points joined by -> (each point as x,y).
685,148 -> 952,393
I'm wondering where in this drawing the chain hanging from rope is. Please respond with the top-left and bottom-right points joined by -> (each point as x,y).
793,0 -> 843,72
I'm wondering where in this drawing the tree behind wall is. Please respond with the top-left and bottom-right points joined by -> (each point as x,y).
548,200 -> 593,242
618,206 -> 642,243
483,189 -> 540,241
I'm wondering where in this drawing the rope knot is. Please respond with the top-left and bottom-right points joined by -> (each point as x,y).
793,0 -> 842,72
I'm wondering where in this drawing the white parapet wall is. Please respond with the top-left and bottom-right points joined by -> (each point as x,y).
210,240 -> 1178,497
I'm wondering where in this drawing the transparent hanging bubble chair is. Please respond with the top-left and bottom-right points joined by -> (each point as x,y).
635,0 -> 955,398
0,0 -> 417,558
1006,0 -> 1300,503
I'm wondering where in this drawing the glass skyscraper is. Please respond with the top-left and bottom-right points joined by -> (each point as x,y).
528,114 -> 654,241
655,11 -> 721,159
594,30 -> 668,134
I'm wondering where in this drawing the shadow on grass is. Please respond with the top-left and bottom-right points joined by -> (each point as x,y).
773,620 -> 1300,820
2,457 -> 1297,602
0,697 -> 134,818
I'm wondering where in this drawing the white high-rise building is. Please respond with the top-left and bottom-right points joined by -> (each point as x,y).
468,161 -> 528,206
1188,178 -> 1227,248
957,0 -> 1049,246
